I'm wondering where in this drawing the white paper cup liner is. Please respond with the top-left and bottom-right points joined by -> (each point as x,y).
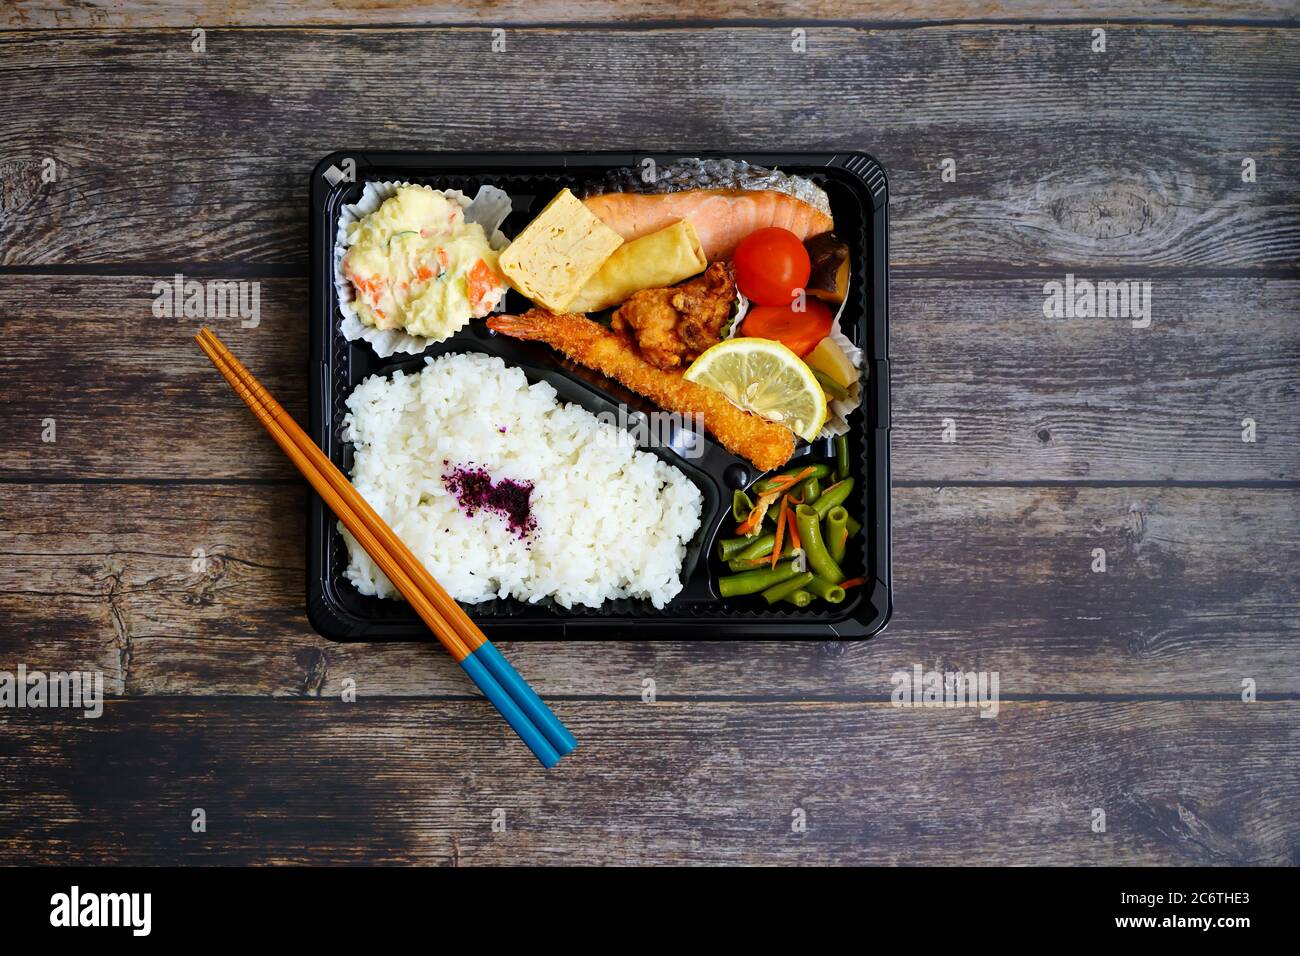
334,181 -> 513,358
820,318 -> 864,439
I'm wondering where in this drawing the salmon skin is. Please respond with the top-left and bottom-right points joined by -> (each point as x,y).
581,158 -> 834,262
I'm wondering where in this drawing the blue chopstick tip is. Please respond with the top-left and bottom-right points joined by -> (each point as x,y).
472,641 -> 579,756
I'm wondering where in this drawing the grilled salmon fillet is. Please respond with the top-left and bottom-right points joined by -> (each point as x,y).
583,190 -> 834,262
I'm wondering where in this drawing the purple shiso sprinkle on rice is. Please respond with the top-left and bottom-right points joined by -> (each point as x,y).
443,463 -> 537,539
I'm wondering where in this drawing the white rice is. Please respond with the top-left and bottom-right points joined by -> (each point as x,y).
341,352 -> 704,609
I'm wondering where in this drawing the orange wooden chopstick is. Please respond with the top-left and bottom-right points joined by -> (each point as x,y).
194,333 -> 472,660
196,328 -> 486,657
196,329 -> 578,767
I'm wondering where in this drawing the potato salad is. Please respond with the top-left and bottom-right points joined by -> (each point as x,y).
341,185 -> 508,341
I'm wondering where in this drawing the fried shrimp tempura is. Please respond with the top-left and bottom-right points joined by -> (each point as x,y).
487,309 -> 796,471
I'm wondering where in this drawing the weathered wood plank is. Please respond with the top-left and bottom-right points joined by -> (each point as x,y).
892,276 -> 1300,481
2,275 -> 1294,481
6,1 -> 1296,30
0,27 -> 1296,270
0,699 -> 1294,864
2,482 -> 1295,696
0,275 -> 307,481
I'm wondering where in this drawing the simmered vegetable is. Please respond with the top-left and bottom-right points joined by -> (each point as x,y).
795,504 -> 843,584
826,506 -> 849,564
718,559 -> 802,598
806,337 -> 857,392
739,301 -> 834,358
810,367 -> 850,402
811,477 -> 854,519
761,572 -> 815,605
804,233 -> 850,304
805,575 -> 846,604
717,536 -> 752,561
834,434 -> 850,481
754,463 -> 830,494
718,455 -> 863,608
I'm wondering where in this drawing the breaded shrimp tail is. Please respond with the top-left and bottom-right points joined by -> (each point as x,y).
488,309 -> 795,472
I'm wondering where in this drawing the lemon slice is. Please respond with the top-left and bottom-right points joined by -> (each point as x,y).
684,338 -> 827,441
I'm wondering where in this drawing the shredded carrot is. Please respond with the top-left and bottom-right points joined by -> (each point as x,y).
735,491 -> 775,536
786,506 -> 801,553
770,496 -> 789,569
735,511 -> 762,537
763,466 -> 814,495
836,527 -> 848,554
737,468 -> 818,538
735,483 -> 791,537
782,466 -> 815,488
839,577 -> 867,590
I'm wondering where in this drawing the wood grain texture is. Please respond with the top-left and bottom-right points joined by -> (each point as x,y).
6,1 -> 1296,30
1,17 -> 1297,868
3,482 -> 1295,697
0,699 -> 1294,865
892,277 -> 1300,481
2,275 -> 1295,482
0,27 -> 1296,271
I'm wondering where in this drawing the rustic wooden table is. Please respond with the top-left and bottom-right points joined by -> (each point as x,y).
1,3 -> 1296,865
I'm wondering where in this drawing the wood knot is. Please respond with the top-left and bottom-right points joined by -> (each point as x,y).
0,158 -> 51,215
1046,181 -> 1162,242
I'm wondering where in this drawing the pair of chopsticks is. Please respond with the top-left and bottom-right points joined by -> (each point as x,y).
195,329 -> 577,768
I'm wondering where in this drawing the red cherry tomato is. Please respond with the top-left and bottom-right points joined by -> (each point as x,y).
739,300 -> 833,357
732,227 -> 811,306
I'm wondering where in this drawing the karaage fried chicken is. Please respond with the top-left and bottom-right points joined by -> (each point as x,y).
610,262 -> 736,370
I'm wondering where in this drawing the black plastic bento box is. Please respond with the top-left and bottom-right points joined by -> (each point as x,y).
307,151 -> 890,641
